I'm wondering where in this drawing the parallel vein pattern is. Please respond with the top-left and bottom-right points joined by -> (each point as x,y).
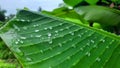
0,10 -> 120,68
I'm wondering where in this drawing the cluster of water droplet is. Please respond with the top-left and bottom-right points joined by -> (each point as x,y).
15,19 -> 30,22
96,57 -> 101,62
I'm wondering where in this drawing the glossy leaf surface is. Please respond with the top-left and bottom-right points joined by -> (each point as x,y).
0,10 -> 120,68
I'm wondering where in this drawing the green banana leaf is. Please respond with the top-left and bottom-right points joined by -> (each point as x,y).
42,7 -> 84,24
63,0 -> 99,6
63,0 -> 83,6
84,0 -> 98,5
0,10 -> 120,68
75,6 -> 120,26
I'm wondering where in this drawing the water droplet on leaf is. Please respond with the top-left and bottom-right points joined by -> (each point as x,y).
96,57 -> 101,62
48,33 -> 52,37
49,27 -> 52,30
26,57 -> 32,62
106,46 -> 109,48
58,43 -> 62,47
86,43 -> 90,46
16,48 -> 23,56
35,35 -> 41,38
35,30 -> 39,32
66,27 -> 70,29
49,47 -> 53,50
23,27 -> 27,30
78,34 -> 81,37
20,40 -> 24,44
15,41 -> 19,44
21,19 -> 25,22
49,40 -> 53,44
67,56 -> 70,60
101,39 -> 105,43
86,52 -> 90,56
72,45 -> 76,48
91,40 -> 94,43
55,31 -> 58,33
80,48 -> 83,51
70,32 -> 74,35
13,24 -> 20,31
60,29 -> 64,31
20,37 -> 26,39
40,50 -> 43,53
59,23 -> 63,26
44,28 -> 48,30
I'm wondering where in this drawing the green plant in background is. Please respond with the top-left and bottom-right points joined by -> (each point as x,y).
0,7 -> 6,22
0,0 -> 120,68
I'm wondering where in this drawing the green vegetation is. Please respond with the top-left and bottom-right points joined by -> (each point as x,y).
0,0 -> 120,68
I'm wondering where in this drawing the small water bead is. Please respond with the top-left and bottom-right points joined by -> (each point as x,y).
35,30 -> 39,32
91,40 -> 95,43
88,34 -> 92,36
106,46 -> 109,49
48,33 -> 52,37
72,45 -> 76,48
110,40 -> 115,44
16,48 -> 23,56
80,48 -> 83,51
83,45 -> 86,48
59,23 -> 63,26
101,39 -> 105,43
13,24 -> 20,31
58,43 -> 62,47
93,45 -> 97,48
49,40 -> 53,44
69,38 -> 73,41
16,19 -> 20,21
63,40 -> 67,43
85,30 -> 88,33
15,39 -> 21,44
30,35 -> 33,37
55,33 -> 58,37
86,52 -> 91,57
55,30 -> 58,33
27,20 -> 30,22
41,37 -> 45,40
35,35 -> 41,38
26,57 -> 32,62
60,29 -> 64,31
52,36 -> 56,39
78,34 -> 82,37
20,37 -> 26,39
96,57 -> 101,62
44,28 -> 48,30
15,41 -> 19,44
49,47 -> 53,50
40,50 -> 43,53
17,39 -> 20,42
66,27 -> 70,29
23,26 -> 27,30
20,40 -> 24,44
21,19 -> 25,22
57,52 -> 61,55
86,43 -> 90,46
33,24 -> 39,27
49,27 -> 52,30
67,56 -> 71,60
81,33 -> 84,35
71,32 -> 74,36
